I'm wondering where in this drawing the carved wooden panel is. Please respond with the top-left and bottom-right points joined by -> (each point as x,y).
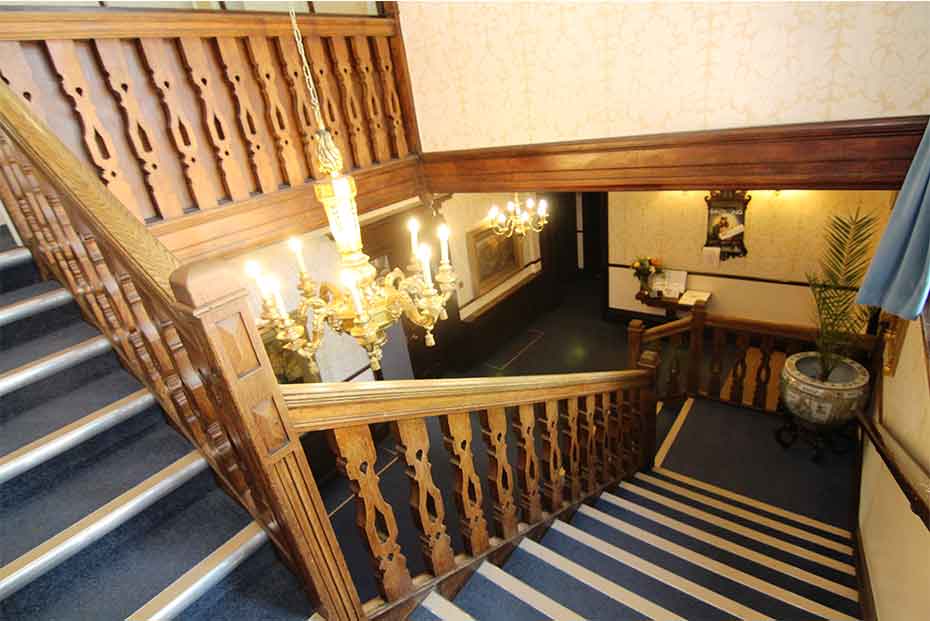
730,333 -> 751,404
579,395 -> 598,494
539,400 -> 564,511
479,407 -> 519,538
594,393 -> 611,483
562,396 -> 582,503
245,35 -> 304,187
708,327 -> 726,398
330,424 -> 413,601
349,35 -> 390,163
0,41 -> 47,120
513,404 -> 542,523
304,35 -> 354,170
753,335 -> 775,409
178,36 -> 252,202
45,40 -> 136,210
328,36 -> 371,168
439,412 -> 490,557
393,418 -> 455,576
215,36 -> 279,193
95,39 -> 184,220
371,36 -> 407,158
274,34 -> 323,180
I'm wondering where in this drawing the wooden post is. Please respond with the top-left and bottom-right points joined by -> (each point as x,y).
628,319 -> 644,368
687,300 -> 706,395
636,350 -> 660,471
170,260 -> 363,621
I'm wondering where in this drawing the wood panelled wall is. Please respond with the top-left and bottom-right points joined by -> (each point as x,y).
0,7 -> 418,261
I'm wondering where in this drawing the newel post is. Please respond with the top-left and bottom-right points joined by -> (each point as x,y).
687,300 -> 706,395
628,319 -> 644,368
169,260 -> 364,621
636,350 -> 660,471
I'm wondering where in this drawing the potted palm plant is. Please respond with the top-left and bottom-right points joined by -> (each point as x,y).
780,208 -> 877,426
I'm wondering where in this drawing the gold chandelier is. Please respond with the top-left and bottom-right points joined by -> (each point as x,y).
486,192 -> 549,237
244,10 -> 458,373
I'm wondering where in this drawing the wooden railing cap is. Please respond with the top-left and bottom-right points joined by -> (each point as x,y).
170,259 -> 248,309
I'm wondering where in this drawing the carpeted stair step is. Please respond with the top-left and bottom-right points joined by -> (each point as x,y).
574,502 -> 859,620
611,480 -> 858,589
0,332 -> 111,398
411,591 -> 475,621
594,491 -> 860,617
0,246 -> 40,294
0,280 -> 79,347
0,416 -> 198,575
1,465 -> 252,620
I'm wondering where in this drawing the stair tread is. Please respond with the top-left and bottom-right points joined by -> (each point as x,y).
0,366 -> 143,456
3,469 -> 252,620
0,321 -> 100,374
0,279 -> 62,308
0,413 -> 191,560
453,570 -> 546,621
176,539 -> 315,621
0,226 -> 17,253
572,504 -> 857,621
410,592 -> 471,621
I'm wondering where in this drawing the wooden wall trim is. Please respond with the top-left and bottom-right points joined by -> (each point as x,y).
421,116 -> 928,192
153,156 -> 420,261
0,9 -> 396,40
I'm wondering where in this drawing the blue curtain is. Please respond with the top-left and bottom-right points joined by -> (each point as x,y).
857,121 -> 930,319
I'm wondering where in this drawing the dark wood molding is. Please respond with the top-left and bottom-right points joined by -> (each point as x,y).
422,116 -> 927,192
855,528 -> 878,621
153,156 -> 421,261
378,2 -> 423,154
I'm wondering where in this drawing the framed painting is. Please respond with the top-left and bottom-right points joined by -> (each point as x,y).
466,225 -> 525,296
704,190 -> 750,261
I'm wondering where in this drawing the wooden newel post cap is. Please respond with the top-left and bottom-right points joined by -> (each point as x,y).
170,259 -> 248,308
638,349 -> 660,371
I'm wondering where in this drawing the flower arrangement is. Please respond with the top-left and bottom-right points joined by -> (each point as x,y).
632,256 -> 662,293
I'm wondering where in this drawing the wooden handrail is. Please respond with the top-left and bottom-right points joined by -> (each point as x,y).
642,315 -> 692,343
0,9 -> 396,40
283,369 -> 652,432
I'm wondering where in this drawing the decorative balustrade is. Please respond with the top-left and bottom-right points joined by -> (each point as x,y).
0,5 -> 420,260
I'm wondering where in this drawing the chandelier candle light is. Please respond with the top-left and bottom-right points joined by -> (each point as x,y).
486,192 -> 549,237
243,9 -> 459,372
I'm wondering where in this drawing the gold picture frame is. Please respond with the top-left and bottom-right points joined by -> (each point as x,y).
467,225 -> 525,296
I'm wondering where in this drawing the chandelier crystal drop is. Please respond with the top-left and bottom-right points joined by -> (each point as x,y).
486,192 -> 549,237
244,9 -> 458,373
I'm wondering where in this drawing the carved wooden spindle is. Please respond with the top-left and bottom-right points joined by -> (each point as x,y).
95,40 -> 184,220
328,36 -> 372,167
45,40 -> 136,210
479,407 -> 519,538
627,319 -> 645,368
245,36 -> 304,186
393,418 -> 455,576
171,261 -> 364,619
579,395 -> 599,493
594,393 -> 611,483
331,424 -> 413,601
708,327 -> 726,398
539,400 -> 565,511
274,34 -> 323,179
608,390 -> 624,479
668,334 -> 683,397
730,333 -> 750,405
687,300 -> 706,394
439,412 -> 489,557
138,38 -> 216,211
513,404 -> 542,523
304,35 -> 354,170
215,37 -> 278,193
562,396 -> 583,502
753,335 -> 775,409
371,36 -> 408,158
349,35 -> 391,162
178,36 -> 252,201
637,350 -> 661,471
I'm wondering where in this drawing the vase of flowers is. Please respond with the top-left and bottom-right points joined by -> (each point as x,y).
632,256 -> 661,294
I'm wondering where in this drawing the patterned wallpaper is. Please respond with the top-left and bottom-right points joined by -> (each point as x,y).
608,190 -> 895,283
401,2 -> 930,152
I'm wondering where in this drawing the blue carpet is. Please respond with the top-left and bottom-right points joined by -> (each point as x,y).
453,570 -> 545,621
590,498 -> 860,618
179,541 -> 314,621
407,603 -> 444,621
4,470 -> 252,620
0,282 -> 82,349
661,398 -> 857,529
0,319 -> 101,374
1,411 -> 192,560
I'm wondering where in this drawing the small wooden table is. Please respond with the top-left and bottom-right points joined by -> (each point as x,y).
635,291 -> 710,319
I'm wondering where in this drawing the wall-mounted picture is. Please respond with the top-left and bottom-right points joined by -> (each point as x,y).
704,190 -> 750,261
467,225 -> 525,296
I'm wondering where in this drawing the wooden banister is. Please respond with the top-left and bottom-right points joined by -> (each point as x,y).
641,315 -> 692,343
282,370 -> 652,431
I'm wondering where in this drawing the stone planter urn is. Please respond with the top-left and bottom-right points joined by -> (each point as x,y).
779,352 -> 870,426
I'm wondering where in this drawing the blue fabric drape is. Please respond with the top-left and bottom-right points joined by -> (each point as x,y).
857,121 -> 930,319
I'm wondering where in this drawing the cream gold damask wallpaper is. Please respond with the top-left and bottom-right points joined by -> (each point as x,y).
401,1 -> 930,152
